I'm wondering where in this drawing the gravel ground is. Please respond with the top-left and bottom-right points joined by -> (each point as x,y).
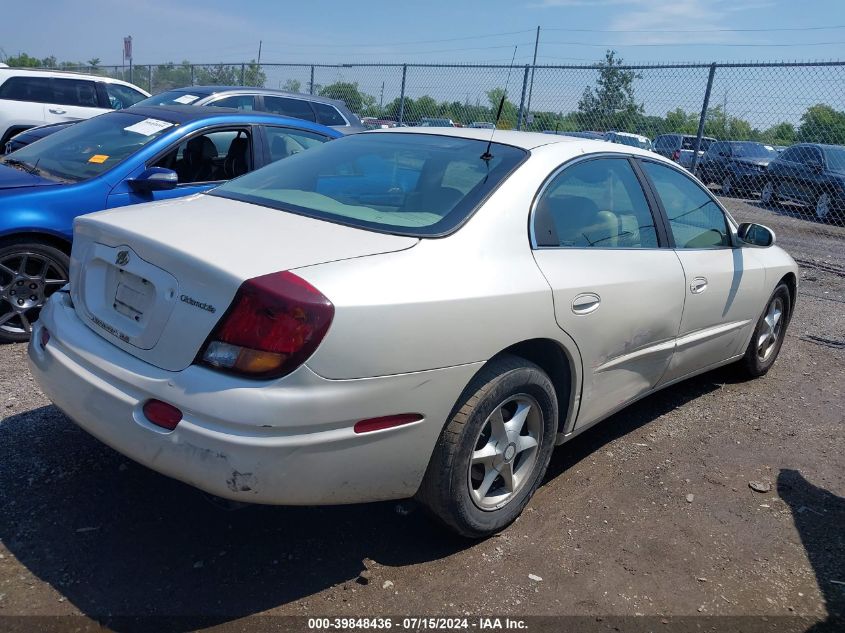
0,196 -> 843,632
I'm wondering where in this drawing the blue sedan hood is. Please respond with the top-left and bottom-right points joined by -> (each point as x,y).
0,163 -> 62,190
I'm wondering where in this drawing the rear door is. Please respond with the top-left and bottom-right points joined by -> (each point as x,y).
638,159 -> 766,384
47,78 -> 108,122
530,155 -> 686,429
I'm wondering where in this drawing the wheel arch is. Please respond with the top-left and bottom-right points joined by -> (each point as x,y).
0,125 -> 35,146
492,338 -> 579,437
778,271 -> 797,325
0,231 -> 72,255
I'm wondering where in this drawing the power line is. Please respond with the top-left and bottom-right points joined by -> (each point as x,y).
543,24 -> 845,34
542,40 -> 845,48
260,29 -> 536,49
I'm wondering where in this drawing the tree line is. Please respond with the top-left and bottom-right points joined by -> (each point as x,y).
3,50 -> 844,146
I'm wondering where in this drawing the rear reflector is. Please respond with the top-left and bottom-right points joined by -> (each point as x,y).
353,414 -> 423,434
39,327 -> 50,349
143,399 -> 182,431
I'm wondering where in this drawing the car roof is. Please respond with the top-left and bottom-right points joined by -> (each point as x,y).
366,127 -> 610,151
0,67 -> 148,91
110,105 -> 341,135
165,85 -> 346,107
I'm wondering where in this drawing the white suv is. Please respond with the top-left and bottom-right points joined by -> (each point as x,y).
0,68 -> 150,145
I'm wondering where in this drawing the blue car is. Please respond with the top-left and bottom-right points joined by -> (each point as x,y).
0,105 -> 341,342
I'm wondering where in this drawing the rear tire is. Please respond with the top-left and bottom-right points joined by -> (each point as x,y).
417,355 -> 558,538
0,240 -> 70,343
738,283 -> 790,378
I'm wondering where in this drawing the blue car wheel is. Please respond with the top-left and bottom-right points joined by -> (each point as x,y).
0,240 -> 69,343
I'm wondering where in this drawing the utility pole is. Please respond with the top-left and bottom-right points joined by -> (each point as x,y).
525,26 -> 540,125
257,40 -> 262,65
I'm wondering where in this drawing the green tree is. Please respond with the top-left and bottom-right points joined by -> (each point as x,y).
319,81 -> 370,115
4,53 -> 44,67
486,87 -> 518,129
150,61 -> 193,91
282,78 -> 302,93
243,61 -> 266,88
761,122 -> 796,146
664,108 -> 698,134
576,50 -> 643,131
798,104 -> 845,144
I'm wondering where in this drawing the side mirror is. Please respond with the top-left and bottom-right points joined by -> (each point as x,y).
737,222 -> 776,248
128,167 -> 178,193
808,160 -> 824,173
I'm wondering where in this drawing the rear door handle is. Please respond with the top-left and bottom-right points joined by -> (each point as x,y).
49,108 -> 66,115
690,277 -> 708,294
571,292 -> 601,315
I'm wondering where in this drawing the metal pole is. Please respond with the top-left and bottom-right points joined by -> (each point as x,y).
526,26 -> 540,119
148,65 -> 152,92
516,65 -> 530,131
129,58 -> 133,85
190,64 -> 195,86
309,65 -> 315,94
691,63 -> 717,173
398,64 -> 408,125
240,63 -> 246,85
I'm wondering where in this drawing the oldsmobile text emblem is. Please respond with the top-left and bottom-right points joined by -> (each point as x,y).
115,250 -> 130,266
180,294 -> 217,313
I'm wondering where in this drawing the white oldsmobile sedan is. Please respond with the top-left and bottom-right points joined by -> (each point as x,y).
28,129 -> 797,537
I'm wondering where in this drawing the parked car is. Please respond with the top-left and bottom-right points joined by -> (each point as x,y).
134,86 -> 364,134
761,143 -> 845,220
604,131 -> 652,151
653,133 -> 716,170
695,141 -> 778,196
418,117 -> 456,127
0,67 -> 150,146
361,117 -> 398,129
544,130 -> 605,140
468,122 -> 495,129
28,129 -> 797,537
0,105 -> 340,342
4,121 -> 76,154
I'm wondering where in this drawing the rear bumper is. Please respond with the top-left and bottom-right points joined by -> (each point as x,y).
29,292 -> 482,505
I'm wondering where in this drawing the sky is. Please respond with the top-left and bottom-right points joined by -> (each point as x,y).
2,0 -> 845,67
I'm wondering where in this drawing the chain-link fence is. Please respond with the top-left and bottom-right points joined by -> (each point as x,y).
27,60 -> 845,268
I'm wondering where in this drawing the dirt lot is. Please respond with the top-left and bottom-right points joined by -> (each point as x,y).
0,196 -> 843,632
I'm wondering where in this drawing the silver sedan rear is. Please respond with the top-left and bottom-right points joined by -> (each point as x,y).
29,129 -> 797,537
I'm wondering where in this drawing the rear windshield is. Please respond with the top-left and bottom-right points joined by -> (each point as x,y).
211,132 -> 527,236
681,137 -> 714,151
133,90 -> 210,107
1,111 -> 176,182
822,146 -> 845,171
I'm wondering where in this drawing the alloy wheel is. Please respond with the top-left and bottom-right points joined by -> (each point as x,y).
0,251 -> 68,336
468,394 -> 543,511
761,181 -> 775,204
722,175 -> 733,196
757,296 -> 784,362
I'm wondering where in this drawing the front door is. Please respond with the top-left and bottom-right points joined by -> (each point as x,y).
638,160 -> 767,385
530,156 -> 686,429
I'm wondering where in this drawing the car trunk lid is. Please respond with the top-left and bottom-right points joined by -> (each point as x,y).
70,194 -> 418,371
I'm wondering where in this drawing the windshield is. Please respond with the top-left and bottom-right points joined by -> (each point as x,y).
133,90 -> 210,107
733,142 -> 777,158
2,112 -> 177,182
212,132 -> 527,236
822,146 -> 845,171
614,135 -> 651,150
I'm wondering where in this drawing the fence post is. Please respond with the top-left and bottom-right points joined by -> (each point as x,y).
309,65 -> 315,95
691,63 -> 717,173
516,65 -> 530,131
240,63 -> 246,85
190,65 -> 195,86
148,66 -> 152,92
398,64 -> 408,125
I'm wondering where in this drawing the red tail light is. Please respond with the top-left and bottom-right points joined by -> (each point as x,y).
143,399 -> 182,430
671,149 -> 681,161
199,271 -> 334,379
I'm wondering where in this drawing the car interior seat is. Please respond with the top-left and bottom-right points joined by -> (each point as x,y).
224,133 -> 250,178
269,134 -> 303,162
174,136 -> 217,183
538,195 -> 618,247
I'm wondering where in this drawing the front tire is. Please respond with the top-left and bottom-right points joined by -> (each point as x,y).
417,355 -> 558,538
0,240 -> 70,343
815,192 -> 832,220
761,180 -> 779,206
738,283 -> 791,378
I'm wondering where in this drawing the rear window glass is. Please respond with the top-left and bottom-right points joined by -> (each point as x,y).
263,96 -> 316,122
0,77 -> 52,102
133,90 -> 211,107
211,133 -> 527,236
681,137 -> 713,151
313,102 -> 347,126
